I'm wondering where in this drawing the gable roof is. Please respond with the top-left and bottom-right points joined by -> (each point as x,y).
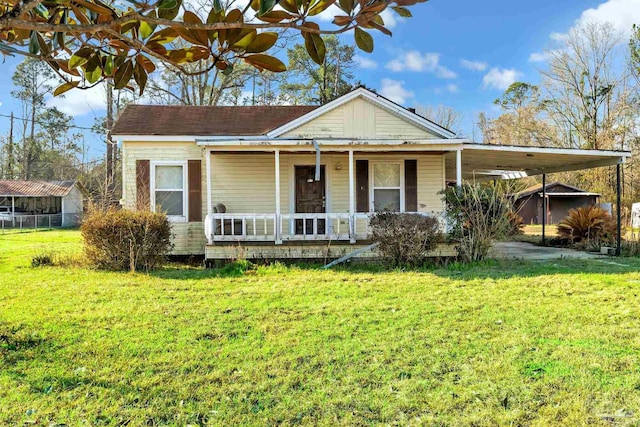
514,182 -> 598,199
112,105 -> 318,136
0,180 -> 78,197
266,87 -> 457,139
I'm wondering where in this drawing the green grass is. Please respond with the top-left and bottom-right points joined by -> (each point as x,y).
2,230 -> 640,425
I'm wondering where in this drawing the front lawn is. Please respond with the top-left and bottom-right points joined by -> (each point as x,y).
2,230 -> 640,425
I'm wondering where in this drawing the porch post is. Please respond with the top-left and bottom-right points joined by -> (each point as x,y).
275,149 -> 282,244
348,149 -> 355,243
456,149 -> 462,187
616,163 -> 622,256
205,148 -> 212,215
542,173 -> 546,246
205,148 -> 213,244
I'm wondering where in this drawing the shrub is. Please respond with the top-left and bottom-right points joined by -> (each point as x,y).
81,209 -> 173,271
443,183 -> 514,263
506,211 -> 525,236
557,206 -> 616,246
31,249 -> 54,267
369,212 -> 444,267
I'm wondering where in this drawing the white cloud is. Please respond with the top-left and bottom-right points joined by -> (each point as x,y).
528,51 -> 551,63
379,78 -> 413,105
46,83 -> 106,117
434,83 -> 459,95
355,55 -> 378,70
530,0 -> 640,62
446,83 -> 459,93
460,59 -> 488,72
385,51 -> 456,78
572,0 -> 640,38
379,8 -> 397,29
482,67 -> 522,90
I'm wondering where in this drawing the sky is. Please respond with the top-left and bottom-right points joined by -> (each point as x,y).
0,0 -> 639,156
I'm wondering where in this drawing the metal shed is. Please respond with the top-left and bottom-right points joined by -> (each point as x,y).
0,180 -> 85,228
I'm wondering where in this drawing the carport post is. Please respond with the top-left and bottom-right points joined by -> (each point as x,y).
456,149 -> 462,187
541,173 -> 546,246
616,163 -> 621,256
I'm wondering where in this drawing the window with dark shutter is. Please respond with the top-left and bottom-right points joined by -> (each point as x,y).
188,160 -> 202,222
405,159 -> 418,212
356,160 -> 369,212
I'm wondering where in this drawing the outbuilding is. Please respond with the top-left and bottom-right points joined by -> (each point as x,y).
513,182 -> 600,225
0,180 -> 85,228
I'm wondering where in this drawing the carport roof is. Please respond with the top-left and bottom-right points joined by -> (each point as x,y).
444,143 -> 631,181
0,180 -> 77,197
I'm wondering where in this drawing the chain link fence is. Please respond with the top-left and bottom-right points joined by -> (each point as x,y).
0,213 -> 82,233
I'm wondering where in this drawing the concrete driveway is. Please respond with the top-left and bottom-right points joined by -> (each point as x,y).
490,241 -> 603,261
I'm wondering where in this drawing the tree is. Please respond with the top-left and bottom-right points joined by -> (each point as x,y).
630,24 -> 640,86
480,82 -> 558,147
280,35 -> 356,105
0,0 -> 424,94
541,22 -> 634,150
11,58 -> 55,179
416,104 -> 462,135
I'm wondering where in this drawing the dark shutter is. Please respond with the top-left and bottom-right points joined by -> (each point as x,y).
136,159 -> 150,210
356,160 -> 369,212
188,160 -> 202,222
405,159 -> 418,212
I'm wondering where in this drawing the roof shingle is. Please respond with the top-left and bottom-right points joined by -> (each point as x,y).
112,104 -> 318,136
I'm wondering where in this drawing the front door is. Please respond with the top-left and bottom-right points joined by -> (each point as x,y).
295,165 -> 326,235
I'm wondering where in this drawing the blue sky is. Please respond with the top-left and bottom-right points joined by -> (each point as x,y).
0,0 -> 638,156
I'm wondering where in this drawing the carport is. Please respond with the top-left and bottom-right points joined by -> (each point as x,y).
443,144 -> 631,255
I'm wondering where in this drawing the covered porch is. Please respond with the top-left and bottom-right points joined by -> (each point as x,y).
200,138 -> 461,247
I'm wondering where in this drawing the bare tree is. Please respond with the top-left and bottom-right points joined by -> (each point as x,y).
416,104 -> 462,135
541,22 -> 634,150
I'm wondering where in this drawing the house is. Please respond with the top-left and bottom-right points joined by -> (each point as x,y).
112,87 -> 630,260
513,182 -> 601,225
0,180 -> 85,228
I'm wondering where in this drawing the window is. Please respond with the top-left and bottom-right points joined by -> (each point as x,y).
371,162 -> 403,212
152,162 -> 187,221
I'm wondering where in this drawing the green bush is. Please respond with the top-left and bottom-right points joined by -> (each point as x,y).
81,209 -> 173,271
369,212 -> 444,267
443,183 -> 514,263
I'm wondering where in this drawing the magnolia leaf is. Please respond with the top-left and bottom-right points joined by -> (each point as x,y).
243,54 -> 286,72
139,11 -> 157,40
104,55 -> 114,75
338,0 -> 354,13
28,31 -> 39,55
69,47 -> 94,69
391,5 -> 412,17
133,61 -> 148,95
354,27 -> 373,53
278,0 -> 299,14
74,0 -> 114,15
258,0 -> 278,16
34,3 -> 50,19
148,28 -> 178,44
257,10 -> 296,23
370,21 -> 391,36
231,30 -> 257,49
158,0 -> 181,19
222,61 -> 234,75
245,32 -> 278,53
114,60 -> 134,89
53,81 -> 79,97
303,32 -> 325,65
308,0 -> 335,16
332,15 -> 351,26
213,0 -> 223,12
83,54 -> 102,84
158,0 -> 177,9
136,54 -> 156,73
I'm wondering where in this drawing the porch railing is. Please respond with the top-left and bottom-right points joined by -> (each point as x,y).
205,212 -> 439,244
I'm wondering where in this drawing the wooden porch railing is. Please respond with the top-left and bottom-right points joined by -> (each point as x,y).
205,212 -> 440,244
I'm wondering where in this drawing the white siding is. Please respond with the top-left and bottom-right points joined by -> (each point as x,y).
283,98 -> 441,139
122,141 -> 206,255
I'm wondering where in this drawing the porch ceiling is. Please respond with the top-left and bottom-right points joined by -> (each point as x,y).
444,143 -> 631,182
